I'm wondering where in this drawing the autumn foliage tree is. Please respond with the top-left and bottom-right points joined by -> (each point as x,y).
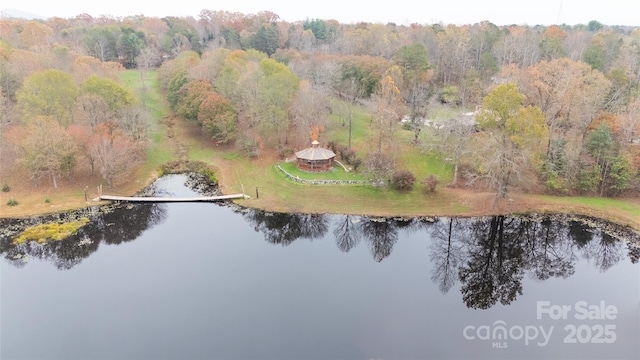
289,80 -> 330,147
197,91 -> 237,144
256,58 -> 300,146
515,58 -> 611,189
174,79 -> 214,122
82,75 -> 136,112
8,116 -> 77,188
394,43 -> 433,141
370,74 -> 403,153
88,123 -> 143,186
473,83 -> 548,205
16,69 -> 78,126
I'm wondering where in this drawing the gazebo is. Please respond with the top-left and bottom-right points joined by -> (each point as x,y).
295,140 -> 336,172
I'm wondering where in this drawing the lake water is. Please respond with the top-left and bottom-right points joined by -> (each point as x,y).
1,174 -> 639,360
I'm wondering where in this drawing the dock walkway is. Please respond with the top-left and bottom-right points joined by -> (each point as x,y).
95,194 -> 249,203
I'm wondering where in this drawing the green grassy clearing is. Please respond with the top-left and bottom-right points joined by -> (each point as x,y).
120,70 -> 176,172
427,102 -> 470,121
537,195 -> 640,216
278,161 -> 369,181
325,102 -> 373,154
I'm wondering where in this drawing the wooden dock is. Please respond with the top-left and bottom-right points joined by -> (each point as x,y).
95,194 -> 249,203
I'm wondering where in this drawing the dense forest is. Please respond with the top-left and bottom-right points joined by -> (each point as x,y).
1,10 -> 639,204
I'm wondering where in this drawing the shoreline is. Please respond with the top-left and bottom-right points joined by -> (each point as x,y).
2,172 -> 639,246
1,175 -> 639,232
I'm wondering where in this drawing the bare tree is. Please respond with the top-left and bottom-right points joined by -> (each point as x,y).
369,74 -> 404,153
0,88 -> 14,132
132,45 -> 160,102
431,118 -> 475,186
289,80 -> 330,147
115,105 -> 149,141
89,126 -> 142,186
619,98 -> 640,144
75,93 -> 109,131
364,151 -> 396,182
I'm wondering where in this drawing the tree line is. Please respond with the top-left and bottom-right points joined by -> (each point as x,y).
0,35 -> 149,188
1,11 -> 639,199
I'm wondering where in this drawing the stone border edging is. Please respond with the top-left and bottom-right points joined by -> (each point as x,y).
277,164 -> 380,186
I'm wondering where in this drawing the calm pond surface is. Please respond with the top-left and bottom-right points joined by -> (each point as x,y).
1,174 -> 639,360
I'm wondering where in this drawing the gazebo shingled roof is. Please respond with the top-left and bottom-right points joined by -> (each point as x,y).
295,140 -> 336,160
294,140 -> 336,172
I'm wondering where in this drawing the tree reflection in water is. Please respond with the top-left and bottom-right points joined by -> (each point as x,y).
458,216 -> 526,309
333,215 -> 362,253
358,217 -> 399,262
2,206 -> 636,309
248,212 -> 404,262
245,211 -> 633,296
434,215 -> 631,310
1,203 -> 166,270
244,210 -> 329,246
429,218 -> 467,294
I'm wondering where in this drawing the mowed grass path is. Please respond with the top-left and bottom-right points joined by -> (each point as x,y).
115,70 -> 178,195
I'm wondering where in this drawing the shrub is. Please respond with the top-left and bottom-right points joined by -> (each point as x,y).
158,160 -> 217,183
1,183 -> 9,192
7,199 -> 18,206
186,161 -> 217,183
577,165 -> 600,194
278,146 -> 293,160
45,198 -> 51,203
159,160 -> 185,175
607,155 -> 635,195
351,157 -> 362,171
544,171 -> 569,194
340,147 -> 357,164
364,152 -> 396,180
438,85 -> 461,106
392,170 -> 416,190
326,140 -> 338,153
421,175 -> 441,192
241,138 -> 259,158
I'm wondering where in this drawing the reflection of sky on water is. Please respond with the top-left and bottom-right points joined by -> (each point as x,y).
1,174 -> 638,360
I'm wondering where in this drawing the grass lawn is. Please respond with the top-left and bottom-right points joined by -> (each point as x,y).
395,143 -> 454,183
325,102 -> 373,156
533,194 -> 640,218
278,162 -> 369,181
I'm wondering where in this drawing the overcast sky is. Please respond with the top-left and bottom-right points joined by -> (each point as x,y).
1,0 -> 638,26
